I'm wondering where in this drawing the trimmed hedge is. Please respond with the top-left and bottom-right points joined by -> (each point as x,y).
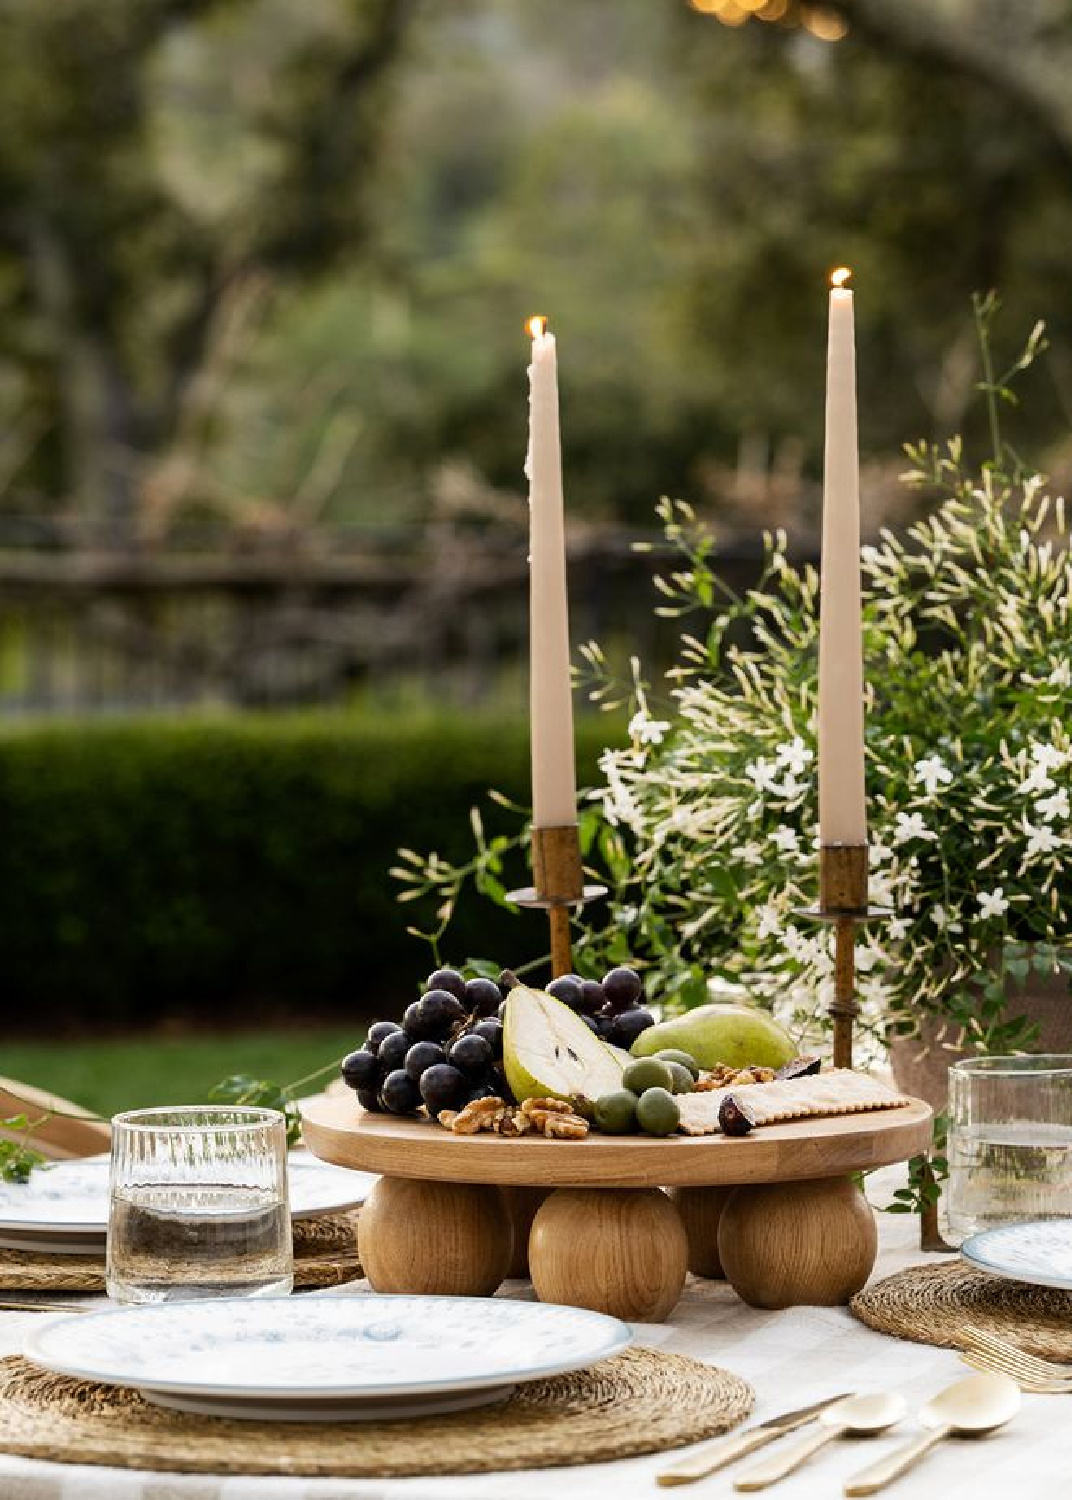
0,713 -> 618,1027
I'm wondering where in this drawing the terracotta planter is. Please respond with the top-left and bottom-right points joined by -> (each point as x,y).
888,959 -> 1072,1113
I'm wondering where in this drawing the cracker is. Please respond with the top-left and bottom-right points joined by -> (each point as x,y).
676,1069 -> 909,1136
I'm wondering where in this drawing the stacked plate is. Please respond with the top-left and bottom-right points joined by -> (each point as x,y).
961,1219 -> 1072,1291
23,1295 -> 632,1420
0,1156 -> 378,1256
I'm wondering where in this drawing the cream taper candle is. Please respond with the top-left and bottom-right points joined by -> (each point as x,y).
525,316 -> 578,830
818,269 -> 867,847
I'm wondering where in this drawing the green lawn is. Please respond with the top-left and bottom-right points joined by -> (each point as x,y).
2,1028 -> 360,1120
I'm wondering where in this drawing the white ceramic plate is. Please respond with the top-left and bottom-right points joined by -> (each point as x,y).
140,1383 -> 516,1422
961,1218 -> 1072,1291
23,1294 -> 631,1420
0,1156 -> 376,1247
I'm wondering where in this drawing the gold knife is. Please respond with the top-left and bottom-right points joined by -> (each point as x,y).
657,1393 -> 856,1487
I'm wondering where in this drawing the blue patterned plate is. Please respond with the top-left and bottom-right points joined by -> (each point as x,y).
961,1218 -> 1072,1291
0,1156 -> 376,1250
23,1294 -> 632,1418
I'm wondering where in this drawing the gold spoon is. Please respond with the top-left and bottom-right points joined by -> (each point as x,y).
843,1373 -> 1020,1496
734,1392 -> 907,1491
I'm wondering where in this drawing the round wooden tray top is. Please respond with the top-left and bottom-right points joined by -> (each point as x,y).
300,1091 -> 933,1188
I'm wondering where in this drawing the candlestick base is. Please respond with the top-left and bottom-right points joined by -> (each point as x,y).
791,843 -> 888,1071
505,824 -> 606,978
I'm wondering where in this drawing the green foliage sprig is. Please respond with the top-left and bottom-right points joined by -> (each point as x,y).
0,1116 -> 49,1184
209,1060 -> 346,1148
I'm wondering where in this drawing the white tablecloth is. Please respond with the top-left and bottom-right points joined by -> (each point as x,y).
1,1167 -> 1068,1500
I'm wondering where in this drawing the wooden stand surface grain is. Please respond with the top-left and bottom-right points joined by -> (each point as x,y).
301,1093 -> 932,1322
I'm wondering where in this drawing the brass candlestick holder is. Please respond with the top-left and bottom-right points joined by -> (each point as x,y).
794,842 -> 890,1070
795,844 -> 948,1251
506,824 -> 606,978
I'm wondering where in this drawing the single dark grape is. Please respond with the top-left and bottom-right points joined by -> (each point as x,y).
472,1018 -> 504,1058
607,1008 -> 656,1048
366,1020 -> 403,1054
465,977 -> 502,1017
380,1069 -> 422,1115
466,1082 -> 500,1105
578,979 -> 607,1015
578,1014 -> 602,1035
341,1048 -> 379,1091
418,989 -> 468,1039
426,968 -> 467,1002
547,974 -> 585,1011
377,1029 -> 411,1074
449,1033 -> 493,1077
405,1040 -> 446,1082
356,1087 -> 382,1113
419,1063 -> 469,1116
594,1015 -> 617,1040
402,1000 -> 425,1037
602,967 -> 643,1013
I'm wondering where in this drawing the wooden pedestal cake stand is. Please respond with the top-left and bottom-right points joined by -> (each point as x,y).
300,1093 -> 932,1323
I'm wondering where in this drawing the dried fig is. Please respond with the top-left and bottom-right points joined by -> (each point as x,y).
718,1092 -> 757,1137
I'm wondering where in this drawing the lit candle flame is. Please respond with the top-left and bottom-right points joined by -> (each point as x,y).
830,267 -> 852,289
526,314 -> 547,339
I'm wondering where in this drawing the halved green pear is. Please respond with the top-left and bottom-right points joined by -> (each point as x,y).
503,986 -> 624,1106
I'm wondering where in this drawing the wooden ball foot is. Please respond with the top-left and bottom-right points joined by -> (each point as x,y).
358,1177 -> 512,1296
668,1186 -> 733,1279
529,1187 -> 688,1322
501,1186 -> 550,1278
717,1175 -> 877,1309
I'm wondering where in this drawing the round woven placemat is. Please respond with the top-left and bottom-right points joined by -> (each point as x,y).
851,1260 -> 1072,1362
0,1212 -> 362,1293
0,1347 -> 752,1477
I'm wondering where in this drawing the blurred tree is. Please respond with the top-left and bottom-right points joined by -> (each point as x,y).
0,0 -> 415,533
671,1 -> 1072,482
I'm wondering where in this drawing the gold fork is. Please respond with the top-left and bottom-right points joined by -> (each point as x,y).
960,1327 -> 1072,1391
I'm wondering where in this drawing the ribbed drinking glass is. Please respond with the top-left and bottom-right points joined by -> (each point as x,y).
107,1106 -> 293,1303
946,1055 -> 1072,1241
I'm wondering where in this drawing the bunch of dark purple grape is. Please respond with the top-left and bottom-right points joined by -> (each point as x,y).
340,968 -> 507,1119
545,966 -> 655,1049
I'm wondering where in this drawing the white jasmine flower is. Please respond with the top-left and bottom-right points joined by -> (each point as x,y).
745,757 -> 780,795
893,811 -> 936,844
1025,820 -> 1063,859
1020,764 -> 1055,797
930,905 -> 961,933
778,773 -> 803,800
913,755 -> 953,797
1031,741 -> 1068,772
888,917 -> 911,941
771,825 -> 800,854
615,904 -> 639,927
730,841 -> 764,867
1049,660 -> 1071,688
1037,788 -> 1070,822
628,710 -> 671,747
977,888 -> 1010,920
776,736 -> 814,778
757,905 -> 783,941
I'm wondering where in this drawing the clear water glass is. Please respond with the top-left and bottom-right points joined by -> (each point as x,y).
107,1106 -> 293,1304
946,1055 -> 1072,1241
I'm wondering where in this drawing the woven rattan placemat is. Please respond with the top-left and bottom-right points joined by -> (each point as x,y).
851,1259 -> 1072,1362
0,1212 -> 362,1293
0,1346 -> 752,1477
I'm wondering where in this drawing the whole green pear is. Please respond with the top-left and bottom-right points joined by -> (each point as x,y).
630,1003 -> 795,1070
